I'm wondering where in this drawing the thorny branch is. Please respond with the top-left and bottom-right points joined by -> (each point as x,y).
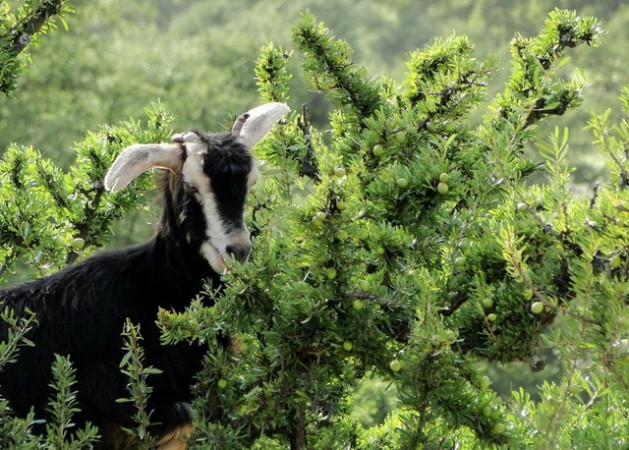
1,0 -> 66,93
589,181 -> 600,209
4,0 -> 65,57
296,104 -> 320,181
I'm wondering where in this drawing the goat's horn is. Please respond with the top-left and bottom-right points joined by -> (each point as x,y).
104,144 -> 182,192
231,113 -> 250,137
234,103 -> 290,149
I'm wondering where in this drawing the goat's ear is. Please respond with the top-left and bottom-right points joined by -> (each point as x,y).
233,102 -> 290,149
104,144 -> 183,192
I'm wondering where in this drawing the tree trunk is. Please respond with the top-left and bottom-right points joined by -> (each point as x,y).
289,406 -> 306,450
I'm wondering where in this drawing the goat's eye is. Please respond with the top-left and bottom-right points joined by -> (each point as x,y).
185,183 -> 199,194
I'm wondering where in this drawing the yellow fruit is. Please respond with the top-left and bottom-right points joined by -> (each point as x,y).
396,177 -> 409,188
389,359 -> 403,372
492,423 -> 506,434
71,237 -> 85,251
334,167 -> 346,178
312,211 -> 326,226
530,302 -> 544,314
372,145 -> 385,157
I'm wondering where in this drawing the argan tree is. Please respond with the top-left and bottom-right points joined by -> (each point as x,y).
1,6 -> 627,450
166,10 -> 626,449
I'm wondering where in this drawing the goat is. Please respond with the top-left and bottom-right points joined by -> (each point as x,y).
0,102 -> 289,449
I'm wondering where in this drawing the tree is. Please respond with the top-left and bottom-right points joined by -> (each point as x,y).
1,6 -> 627,450
159,9 -> 625,449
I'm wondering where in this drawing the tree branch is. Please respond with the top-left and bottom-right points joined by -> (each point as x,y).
6,0 -> 65,57
296,104 -> 320,181
289,405 -> 307,450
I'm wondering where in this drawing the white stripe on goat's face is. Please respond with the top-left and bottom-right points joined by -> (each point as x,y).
180,132 -> 256,273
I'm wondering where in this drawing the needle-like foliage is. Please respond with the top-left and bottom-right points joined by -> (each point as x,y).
158,9 -> 626,449
1,6 -> 626,449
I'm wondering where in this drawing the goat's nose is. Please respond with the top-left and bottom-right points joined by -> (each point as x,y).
226,242 -> 252,263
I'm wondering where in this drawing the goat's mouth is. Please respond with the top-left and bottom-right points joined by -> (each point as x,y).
200,242 -> 229,274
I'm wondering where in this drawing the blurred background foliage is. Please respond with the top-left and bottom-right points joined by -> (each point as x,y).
1,0 -> 627,181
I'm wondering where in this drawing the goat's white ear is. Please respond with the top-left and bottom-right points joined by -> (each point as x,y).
233,102 -> 290,149
104,143 -> 183,192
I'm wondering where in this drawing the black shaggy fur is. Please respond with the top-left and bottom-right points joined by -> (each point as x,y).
0,132 -> 253,448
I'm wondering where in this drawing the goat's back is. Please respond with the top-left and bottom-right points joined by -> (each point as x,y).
0,237 -> 213,439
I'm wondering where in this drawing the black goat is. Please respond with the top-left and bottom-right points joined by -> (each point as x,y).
0,103 -> 289,449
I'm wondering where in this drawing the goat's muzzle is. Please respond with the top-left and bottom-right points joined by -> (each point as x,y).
226,241 -> 252,264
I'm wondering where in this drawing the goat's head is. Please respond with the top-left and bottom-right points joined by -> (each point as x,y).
104,103 -> 289,273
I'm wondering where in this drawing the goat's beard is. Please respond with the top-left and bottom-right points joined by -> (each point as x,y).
200,241 -> 228,274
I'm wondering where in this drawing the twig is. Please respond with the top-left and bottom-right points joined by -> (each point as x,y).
438,292 -> 468,317
5,0 -> 65,57
296,104 -> 320,180
589,181 -> 600,209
